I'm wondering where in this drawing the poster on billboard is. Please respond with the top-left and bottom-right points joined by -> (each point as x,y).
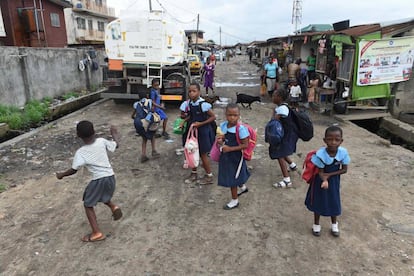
0,8 -> 6,37
357,37 -> 414,86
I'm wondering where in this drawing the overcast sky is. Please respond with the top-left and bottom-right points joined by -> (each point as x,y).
106,0 -> 414,45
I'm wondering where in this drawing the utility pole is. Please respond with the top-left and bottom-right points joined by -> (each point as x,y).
149,0 -> 152,12
195,14 -> 199,52
219,26 -> 221,48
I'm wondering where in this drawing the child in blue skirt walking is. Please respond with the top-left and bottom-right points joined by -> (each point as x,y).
305,125 -> 350,237
180,82 -> 216,185
270,88 -> 299,188
217,103 -> 250,210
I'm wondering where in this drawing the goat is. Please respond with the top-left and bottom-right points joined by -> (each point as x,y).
236,93 -> 261,109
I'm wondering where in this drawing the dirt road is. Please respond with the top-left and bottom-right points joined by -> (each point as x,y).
1,55 -> 414,275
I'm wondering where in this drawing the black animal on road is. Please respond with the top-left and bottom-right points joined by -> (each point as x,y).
236,93 -> 261,109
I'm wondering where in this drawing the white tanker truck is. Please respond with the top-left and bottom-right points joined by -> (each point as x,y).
101,10 -> 190,102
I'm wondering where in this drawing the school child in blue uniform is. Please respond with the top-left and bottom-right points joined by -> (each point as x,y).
270,88 -> 298,188
217,103 -> 250,210
305,125 -> 350,237
179,82 -> 216,185
132,98 -> 160,163
149,79 -> 170,139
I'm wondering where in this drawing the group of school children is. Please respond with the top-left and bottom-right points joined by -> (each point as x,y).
55,80 -> 350,242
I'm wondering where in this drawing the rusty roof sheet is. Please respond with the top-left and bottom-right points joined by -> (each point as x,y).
336,24 -> 381,37
261,20 -> 414,45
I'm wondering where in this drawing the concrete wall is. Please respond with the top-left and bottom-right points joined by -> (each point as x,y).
390,29 -> 414,117
0,46 -> 104,107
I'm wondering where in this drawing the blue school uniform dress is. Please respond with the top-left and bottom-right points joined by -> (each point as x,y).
150,87 -> 167,120
269,103 -> 298,159
180,98 -> 214,153
305,146 -> 351,216
218,122 -> 250,188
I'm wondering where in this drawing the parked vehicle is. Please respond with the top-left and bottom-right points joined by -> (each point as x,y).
194,50 -> 210,64
188,54 -> 202,75
214,51 -> 226,61
235,48 -> 242,55
102,11 -> 190,102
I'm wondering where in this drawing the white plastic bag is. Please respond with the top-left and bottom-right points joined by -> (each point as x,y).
184,125 -> 200,168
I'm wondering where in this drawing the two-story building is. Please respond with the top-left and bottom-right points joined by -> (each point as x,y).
0,0 -> 72,47
64,0 -> 115,46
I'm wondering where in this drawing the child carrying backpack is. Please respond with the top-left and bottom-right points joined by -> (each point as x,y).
216,103 -> 251,210
132,98 -> 160,163
270,88 -> 299,188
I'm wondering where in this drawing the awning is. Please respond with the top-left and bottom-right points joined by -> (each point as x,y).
330,34 -> 354,45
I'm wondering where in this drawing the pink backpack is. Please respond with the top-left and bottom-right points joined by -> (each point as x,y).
184,125 -> 200,168
235,123 -> 257,161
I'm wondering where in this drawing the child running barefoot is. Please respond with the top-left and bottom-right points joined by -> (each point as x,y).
270,88 -> 299,188
217,103 -> 250,210
56,121 -> 122,242
305,125 -> 350,237
180,82 -> 216,185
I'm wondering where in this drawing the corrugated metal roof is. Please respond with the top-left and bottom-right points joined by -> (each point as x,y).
337,24 -> 381,37
299,24 -> 333,33
381,21 -> 414,36
261,20 -> 414,45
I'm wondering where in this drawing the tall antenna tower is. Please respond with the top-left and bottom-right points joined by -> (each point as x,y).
292,0 -> 303,34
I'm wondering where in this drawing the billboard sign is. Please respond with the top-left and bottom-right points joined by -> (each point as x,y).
357,37 -> 414,86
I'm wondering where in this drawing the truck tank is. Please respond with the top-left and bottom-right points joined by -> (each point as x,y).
101,10 -> 190,102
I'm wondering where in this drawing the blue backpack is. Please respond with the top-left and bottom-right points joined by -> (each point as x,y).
265,119 -> 284,147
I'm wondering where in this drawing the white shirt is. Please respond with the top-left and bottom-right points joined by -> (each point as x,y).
72,137 -> 117,180
290,85 -> 302,97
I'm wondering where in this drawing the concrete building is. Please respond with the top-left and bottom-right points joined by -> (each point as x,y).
64,0 -> 115,46
0,0 -> 72,47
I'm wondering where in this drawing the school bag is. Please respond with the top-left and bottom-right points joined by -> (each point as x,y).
184,125 -> 200,168
265,119 -> 284,147
285,104 -> 313,141
235,122 -> 257,161
135,98 -> 160,131
302,150 -> 319,184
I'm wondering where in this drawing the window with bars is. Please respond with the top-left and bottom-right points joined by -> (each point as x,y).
98,21 -> 105,32
76,17 -> 86,30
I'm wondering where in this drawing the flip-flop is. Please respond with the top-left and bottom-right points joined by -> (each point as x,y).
82,233 -> 106,242
112,207 -> 123,221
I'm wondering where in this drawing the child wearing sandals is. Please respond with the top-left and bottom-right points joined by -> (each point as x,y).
269,88 -> 299,188
56,121 -> 122,242
305,125 -> 350,237
216,103 -> 250,210
180,82 -> 216,185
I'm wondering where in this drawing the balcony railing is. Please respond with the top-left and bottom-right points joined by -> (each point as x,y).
76,29 -> 105,43
73,0 -> 115,17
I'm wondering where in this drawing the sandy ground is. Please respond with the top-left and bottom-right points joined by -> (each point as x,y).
1,55 -> 414,275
